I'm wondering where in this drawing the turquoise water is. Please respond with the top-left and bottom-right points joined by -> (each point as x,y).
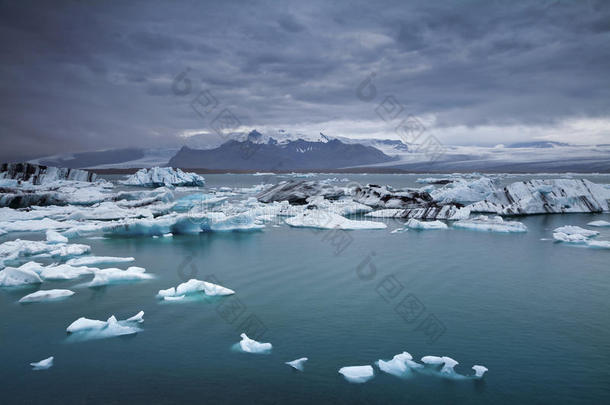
1,174 -> 610,404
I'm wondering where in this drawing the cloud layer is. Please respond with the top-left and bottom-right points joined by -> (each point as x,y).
0,0 -> 609,161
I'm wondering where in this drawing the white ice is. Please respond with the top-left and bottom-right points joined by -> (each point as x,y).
472,365 -> 488,378
46,230 -> 68,244
88,266 -> 153,287
66,311 -> 144,340
66,256 -> 135,266
405,218 -> 448,230
19,289 -> 74,303
440,356 -> 459,375
30,356 -> 54,370
587,220 -> 610,227
0,267 -> 43,287
158,279 -> 235,299
39,264 -> 96,280
338,365 -> 375,383
453,215 -> 527,233
421,355 -> 444,365
376,352 -> 414,377
239,333 -> 272,353
121,167 -> 205,188
285,357 -> 308,371
285,211 -> 386,230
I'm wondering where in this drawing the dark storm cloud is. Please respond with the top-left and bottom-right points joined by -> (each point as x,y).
0,0 -> 608,160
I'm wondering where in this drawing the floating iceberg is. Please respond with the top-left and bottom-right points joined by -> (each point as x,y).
121,167 -> 205,188
0,267 -> 43,287
39,264 -> 95,280
467,179 -> 610,215
440,356 -> 459,375
552,225 -> 610,248
338,365 -> 375,383
405,218 -> 448,230
431,177 -> 497,204
158,279 -> 235,300
376,352 -> 414,377
421,355 -> 445,365
238,333 -> 272,353
1,163 -> 96,184
88,267 -> 153,287
66,256 -> 135,266
66,311 -> 144,341
285,357 -> 308,371
588,220 -> 610,227
453,215 -> 527,233
256,180 -> 345,204
472,365 -> 488,378
285,211 -> 386,230
0,239 -> 90,267
365,209 -> 403,218
553,226 -> 599,238
30,356 -> 54,371
19,289 -> 75,303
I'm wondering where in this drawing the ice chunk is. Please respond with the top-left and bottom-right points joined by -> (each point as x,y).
405,218 -> 448,230
431,177 -> 497,204
365,209 -> 403,218
0,267 -> 43,287
376,352 -> 414,377
163,295 -> 186,301
66,311 -> 144,340
285,211 -> 386,230
453,215 -> 527,233
440,356 -> 459,375
30,356 -> 54,371
0,239 -> 90,267
586,240 -> 610,249
19,289 -> 75,303
66,256 -> 135,266
88,266 -> 153,287
46,230 -> 68,244
421,356 -> 444,365
239,333 -> 272,353
587,220 -> 610,227
472,365 -> 488,378
553,226 -> 599,238
121,167 -> 205,188
157,287 -> 176,298
175,279 -> 235,296
39,264 -> 95,280
285,357 -> 308,371
338,365 -> 375,383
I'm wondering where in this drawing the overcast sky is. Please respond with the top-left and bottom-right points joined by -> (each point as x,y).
1,0 -> 609,161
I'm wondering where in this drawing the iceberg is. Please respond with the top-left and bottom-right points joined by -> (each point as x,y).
405,218 -> 448,230
421,355 -> 444,365
39,264 -> 95,280
66,311 -> 144,341
285,357 -> 308,371
19,289 -> 75,303
30,356 -> 54,371
338,365 -> 375,383
121,167 -> 205,188
158,279 -> 235,299
467,179 -> 610,215
588,220 -> 610,227
88,267 -> 153,287
1,163 -> 96,184
440,356 -> 459,375
552,225 -> 610,248
376,352 -> 414,377
256,180 -> 345,204
453,215 -> 527,233
0,239 -> 89,267
472,365 -> 488,378
0,267 -> 43,287
285,211 -> 386,230
46,230 -> 68,244
238,333 -> 272,353
365,209 -> 403,218
66,256 -> 136,266
553,226 -> 599,238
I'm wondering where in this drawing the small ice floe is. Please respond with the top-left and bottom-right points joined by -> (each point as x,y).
285,211 -> 386,230
0,267 -> 43,287
66,256 -> 135,266
376,352 -> 413,377
553,226 -> 599,240
30,356 -> 54,371
390,227 -> 407,234
440,356 -> 459,375
338,365 -> 375,383
46,230 -> 68,244
39,264 -> 95,280
552,225 -> 609,248
472,365 -> 488,378
421,355 -> 445,366
587,220 -> 610,227
66,311 -> 144,341
238,333 -> 272,354
162,233 -> 173,237
405,218 -> 448,230
88,267 -> 153,287
285,357 -> 308,371
157,279 -> 235,300
453,215 -> 527,233
19,289 -> 75,303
